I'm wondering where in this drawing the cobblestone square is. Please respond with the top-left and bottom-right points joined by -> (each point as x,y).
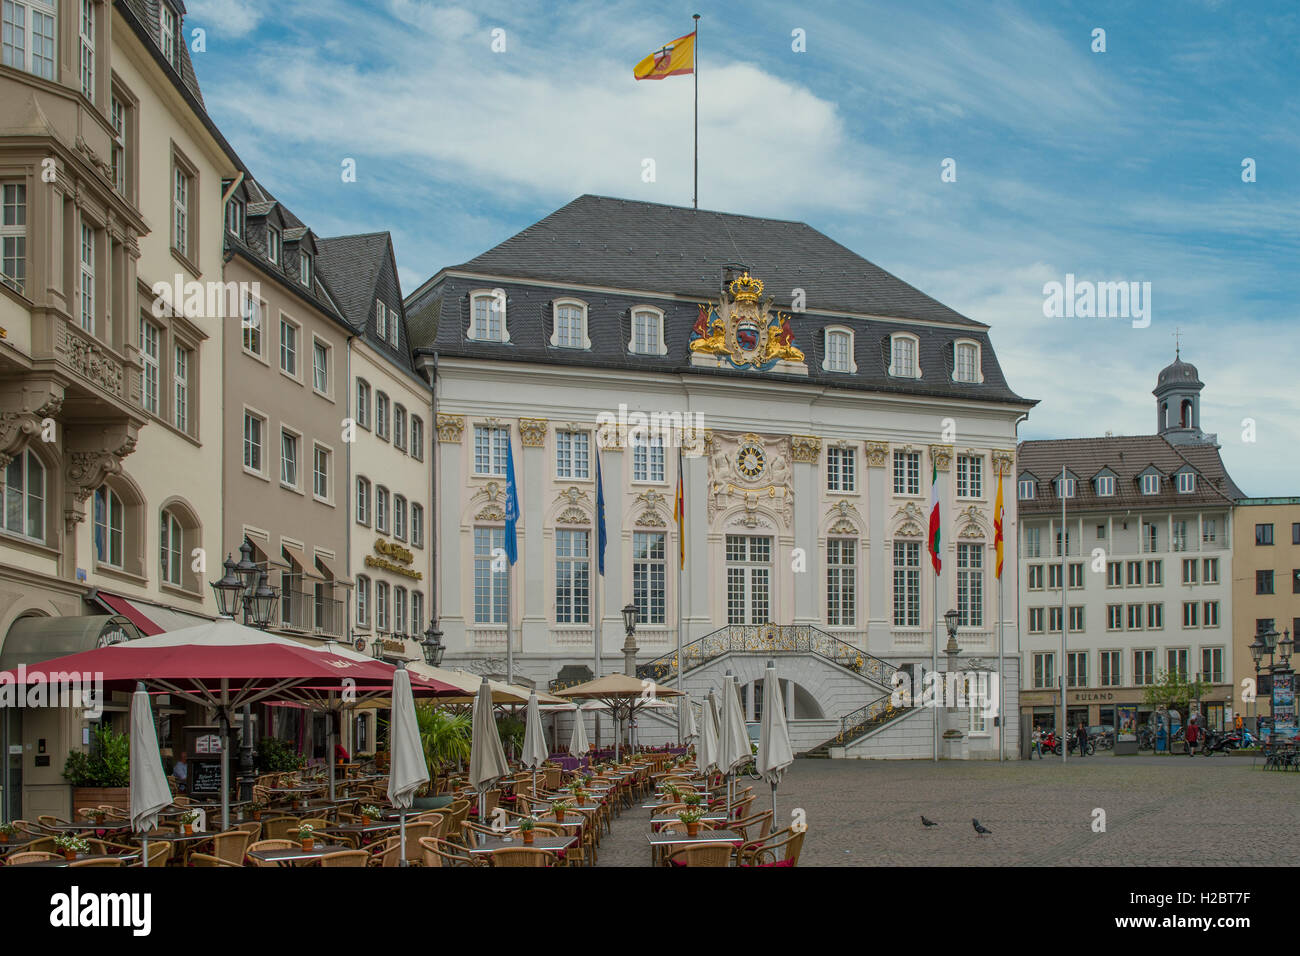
596,754 -> 1300,866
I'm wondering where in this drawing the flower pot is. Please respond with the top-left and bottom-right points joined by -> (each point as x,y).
252,811 -> 262,821
554,810 -> 566,823
0,833 -> 8,844
686,821 -> 700,837
522,830 -> 535,845
63,850 -> 77,861
301,838 -> 314,850
183,824 -> 193,835
361,817 -> 372,827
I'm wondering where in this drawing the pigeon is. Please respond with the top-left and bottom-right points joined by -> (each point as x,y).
921,815 -> 939,828
972,818 -> 992,836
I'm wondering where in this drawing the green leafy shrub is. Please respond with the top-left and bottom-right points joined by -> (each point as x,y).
62,724 -> 129,787
254,736 -> 306,773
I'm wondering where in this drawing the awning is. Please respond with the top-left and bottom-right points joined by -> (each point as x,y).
282,543 -> 324,581
0,614 -> 143,670
314,553 -> 352,587
93,592 -> 164,636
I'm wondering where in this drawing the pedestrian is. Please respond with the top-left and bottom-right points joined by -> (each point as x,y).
1076,721 -> 1088,757
1234,713 -> 1244,739
1186,716 -> 1198,756
1032,726 -> 1042,759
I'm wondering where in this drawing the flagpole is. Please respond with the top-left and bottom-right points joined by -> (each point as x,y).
676,444 -> 686,745
692,13 -> 700,209
933,560 -> 939,763
1060,464 -> 1067,765
997,468 -> 1006,763
593,447 -> 604,755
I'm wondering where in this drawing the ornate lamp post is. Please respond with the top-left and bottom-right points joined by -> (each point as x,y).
422,622 -> 445,667
621,604 -> 640,751
941,608 -> 963,750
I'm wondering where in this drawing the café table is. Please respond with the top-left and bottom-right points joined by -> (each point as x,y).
9,850 -> 141,868
246,845 -> 337,866
646,827 -> 744,866
0,833 -> 45,854
318,822 -> 398,848
42,821 -> 132,835
466,833 -> 576,858
650,810 -> 729,829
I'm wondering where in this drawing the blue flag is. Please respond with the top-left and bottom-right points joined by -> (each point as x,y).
595,446 -> 607,576
503,434 -> 519,565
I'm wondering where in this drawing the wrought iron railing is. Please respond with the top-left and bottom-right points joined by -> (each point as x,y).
801,691 -> 913,755
634,623 -> 899,689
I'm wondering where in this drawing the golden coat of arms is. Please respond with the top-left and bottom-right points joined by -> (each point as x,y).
688,272 -> 808,374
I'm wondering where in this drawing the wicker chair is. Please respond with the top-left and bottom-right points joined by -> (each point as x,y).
260,816 -> 301,841
666,842 -> 732,867
207,830 -> 252,865
5,851 -> 60,865
19,836 -> 57,854
369,836 -> 403,868
731,810 -> 774,843
490,846 -> 556,867
99,806 -> 131,821
443,799 -> 472,844
134,841 -> 173,868
417,836 -> 484,868
736,827 -> 806,867
232,821 -> 262,841
318,850 -> 369,867
246,839 -> 298,868
189,852 -> 241,867
36,815 -> 69,830
66,856 -> 122,867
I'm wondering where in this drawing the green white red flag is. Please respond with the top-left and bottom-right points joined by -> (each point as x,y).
928,458 -> 942,575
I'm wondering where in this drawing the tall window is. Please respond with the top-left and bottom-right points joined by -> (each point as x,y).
376,393 -> 390,440
394,495 -> 407,540
411,503 -> 423,547
1033,653 -> 1054,689
280,430 -> 299,488
375,300 -> 388,341
1167,648 -> 1188,681
78,0 -> 93,100
313,445 -> 329,500
889,334 -> 918,377
375,486 -> 389,533
172,163 -> 189,257
356,380 -> 370,429
1201,647 -> 1223,683
299,250 -> 313,286
1134,650 -> 1154,686
956,455 -> 982,498
243,411 -> 264,472
173,345 -> 190,432
826,447 -> 855,493
411,417 -> 424,462
355,477 -> 370,525
556,430 -> 589,479
394,405 -> 407,452
954,341 -> 980,382
160,509 -> 182,587
356,576 -> 370,627
632,435 -> 665,482
473,527 -> 507,624
266,225 -> 281,264
1066,652 -> 1087,688
473,425 -> 508,476
280,318 -> 297,375
79,222 -> 95,333
472,292 -> 505,342
632,531 -> 666,625
1256,570 -> 1274,595
2,0 -> 56,80
1147,603 -> 1163,629
412,591 -> 424,632
893,541 -> 920,626
825,329 -> 851,372
632,309 -> 662,354
241,292 -> 264,355
893,451 -> 920,496
1256,523 -> 1274,545
92,485 -> 123,566
554,303 -> 584,349
376,581 -> 389,632
1172,520 -> 1188,552
1203,557 -> 1218,583
1024,526 -> 1041,558
139,321 -> 160,414
555,530 -> 591,624
1100,651 -> 1120,687
1018,478 -> 1035,500
312,341 -> 328,393
726,535 -> 771,625
110,95 -> 127,195
956,543 -> 983,627
0,182 -> 25,292
826,538 -> 856,626
159,2 -> 175,65
226,196 -> 244,238
1,450 -> 44,541
394,586 -> 407,634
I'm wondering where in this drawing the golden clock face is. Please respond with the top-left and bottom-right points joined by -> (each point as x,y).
737,443 -> 766,479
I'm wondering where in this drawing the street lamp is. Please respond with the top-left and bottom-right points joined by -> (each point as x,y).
210,556 -> 244,618
622,603 -> 639,639
621,603 -> 640,678
249,571 -> 278,629
421,622 -> 445,667
943,608 -> 960,655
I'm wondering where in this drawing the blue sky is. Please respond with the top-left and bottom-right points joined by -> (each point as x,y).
186,0 -> 1299,495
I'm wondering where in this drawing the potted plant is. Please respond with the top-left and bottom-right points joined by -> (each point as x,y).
54,835 -> 90,861
298,823 -> 316,851
518,817 -> 536,845
249,801 -> 267,821
178,811 -> 199,835
0,822 -> 16,844
678,807 -> 704,838
360,805 -> 382,826
681,792 -> 703,809
81,808 -> 107,823
551,799 -> 572,823
62,725 -> 131,812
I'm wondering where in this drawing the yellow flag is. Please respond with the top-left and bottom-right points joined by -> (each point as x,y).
634,32 -> 695,81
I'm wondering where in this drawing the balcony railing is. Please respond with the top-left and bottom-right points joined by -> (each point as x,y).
280,588 -> 345,639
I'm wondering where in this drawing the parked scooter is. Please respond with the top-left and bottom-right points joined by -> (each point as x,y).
1040,730 -> 1063,755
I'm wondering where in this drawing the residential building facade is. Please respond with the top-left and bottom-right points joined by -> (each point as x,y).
1017,354 -> 1242,734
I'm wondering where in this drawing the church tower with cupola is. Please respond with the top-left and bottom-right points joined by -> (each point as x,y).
1153,345 -> 1212,446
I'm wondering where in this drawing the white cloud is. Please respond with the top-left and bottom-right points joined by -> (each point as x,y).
185,0 -> 264,38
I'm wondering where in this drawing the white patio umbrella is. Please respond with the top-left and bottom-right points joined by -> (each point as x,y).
386,665 -> 429,866
718,673 -> 751,818
568,705 -> 590,759
469,676 -> 509,823
129,682 -> 172,867
520,691 -> 548,795
698,690 -> 721,778
757,661 -> 794,822
683,694 -> 699,744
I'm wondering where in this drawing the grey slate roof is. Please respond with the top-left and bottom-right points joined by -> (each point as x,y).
1017,435 -> 1245,515
448,195 -> 985,326
407,196 -> 1033,406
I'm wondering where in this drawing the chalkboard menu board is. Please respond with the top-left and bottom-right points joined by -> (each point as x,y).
189,759 -> 224,795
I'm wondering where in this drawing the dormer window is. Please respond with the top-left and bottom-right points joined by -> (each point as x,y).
1055,477 -> 1075,498
630,307 -> 667,355
1095,476 -> 1115,497
551,299 -> 590,350
226,197 -> 244,238
159,3 -> 176,66
299,250 -> 313,286
1177,472 -> 1195,494
1018,478 -> 1036,500
266,225 -> 281,264
953,339 -> 983,383
888,333 -> 920,378
823,327 -> 856,373
1141,474 -> 1159,495
469,290 -> 508,343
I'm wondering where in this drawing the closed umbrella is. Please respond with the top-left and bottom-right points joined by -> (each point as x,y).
683,694 -> 699,744
469,677 -> 509,823
718,673 -> 750,817
698,690 -> 721,778
386,665 -> 429,866
521,691 -> 548,795
129,682 -> 171,867
757,662 -> 794,822
568,705 -> 590,760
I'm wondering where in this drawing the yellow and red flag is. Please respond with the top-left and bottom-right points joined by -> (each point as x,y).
994,470 -> 1005,579
634,31 -> 695,80
675,445 -> 686,568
